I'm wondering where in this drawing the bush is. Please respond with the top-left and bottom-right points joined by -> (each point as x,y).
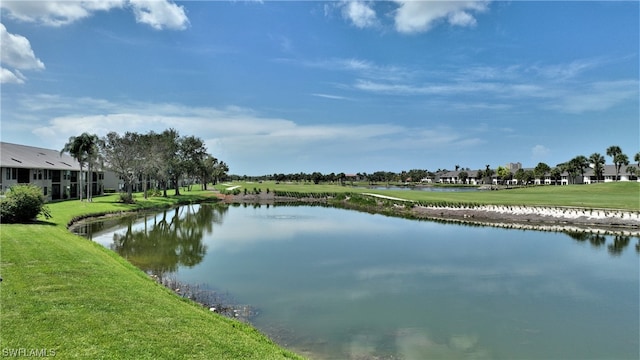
144,189 -> 163,198
0,184 -> 51,223
119,192 -> 135,204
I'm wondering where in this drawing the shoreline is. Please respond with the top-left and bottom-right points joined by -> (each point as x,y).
218,192 -> 640,236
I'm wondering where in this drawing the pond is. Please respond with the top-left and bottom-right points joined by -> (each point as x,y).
74,204 -> 639,360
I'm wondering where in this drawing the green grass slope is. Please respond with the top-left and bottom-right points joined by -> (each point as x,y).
0,190 -> 302,359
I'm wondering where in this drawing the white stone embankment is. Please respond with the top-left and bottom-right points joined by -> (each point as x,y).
436,204 -> 640,222
362,193 -> 640,236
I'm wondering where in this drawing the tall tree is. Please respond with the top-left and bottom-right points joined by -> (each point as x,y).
614,153 -> 630,180
606,145 -> 623,181
177,135 -> 207,191
160,129 -> 181,197
458,171 -> 469,184
571,155 -> 589,184
200,154 -> 218,190
634,152 -> 640,167
534,162 -> 551,184
484,165 -> 495,185
496,166 -> 511,185
550,167 -> 562,185
559,161 -> 578,184
514,168 -> 525,185
589,153 -> 605,183
60,133 -> 99,201
101,131 -> 140,201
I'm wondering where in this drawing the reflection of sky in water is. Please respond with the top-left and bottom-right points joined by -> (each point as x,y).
88,204 -> 639,360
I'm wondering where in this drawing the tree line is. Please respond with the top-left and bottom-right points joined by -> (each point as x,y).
61,129 -> 228,202
233,145 -> 639,186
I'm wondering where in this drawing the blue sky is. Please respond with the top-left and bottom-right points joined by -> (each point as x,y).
1,1 -> 638,175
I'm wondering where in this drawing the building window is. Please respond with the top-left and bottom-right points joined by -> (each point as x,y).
44,186 -> 48,196
5,168 -> 10,180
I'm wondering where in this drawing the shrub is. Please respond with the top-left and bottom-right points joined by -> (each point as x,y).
119,192 -> 135,204
144,189 -> 163,198
0,184 -> 51,223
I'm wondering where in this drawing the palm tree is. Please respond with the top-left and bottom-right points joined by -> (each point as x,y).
606,145 -> 623,181
80,134 -> 102,202
571,155 -> 589,184
589,153 -> 605,183
61,133 -> 100,201
635,152 -> 640,167
484,165 -> 494,185
614,153 -> 629,180
61,135 -> 88,201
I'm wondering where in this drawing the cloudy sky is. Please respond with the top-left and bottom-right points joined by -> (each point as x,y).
1,1 -> 638,175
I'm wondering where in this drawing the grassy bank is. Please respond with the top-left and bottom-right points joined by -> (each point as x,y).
217,181 -> 640,210
0,190 -> 302,359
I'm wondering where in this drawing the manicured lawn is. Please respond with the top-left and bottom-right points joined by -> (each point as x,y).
0,189 -> 302,359
217,181 -> 640,210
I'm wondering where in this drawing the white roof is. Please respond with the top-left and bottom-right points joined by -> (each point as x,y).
0,142 -> 82,171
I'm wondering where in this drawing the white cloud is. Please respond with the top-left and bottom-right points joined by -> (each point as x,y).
129,0 -> 189,30
340,0 -> 378,29
548,80 -> 639,114
0,67 -> 26,84
0,1 -> 126,27
531,145 -> 551,162
341,58 -> 637,116
393,0 -> 490,33
0,23 -> 45,84
0,0 -> 188,30
15,94 -> 482,173
0,23 -> 45,70
529,58 -> 602,81
311,93 -> 351,100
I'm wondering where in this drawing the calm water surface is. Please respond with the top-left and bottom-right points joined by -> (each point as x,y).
76,204 -> 639,360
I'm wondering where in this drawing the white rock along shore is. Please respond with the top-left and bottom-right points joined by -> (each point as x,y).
363,193 -> 640,236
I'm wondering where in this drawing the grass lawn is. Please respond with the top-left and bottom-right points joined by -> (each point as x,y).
1,189 -> 302,359
217,181 -> 640,210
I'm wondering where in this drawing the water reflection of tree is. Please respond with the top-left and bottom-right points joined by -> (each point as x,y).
607,235 -> 631,256
565,231 -> 638,256
111,204 -> 228,277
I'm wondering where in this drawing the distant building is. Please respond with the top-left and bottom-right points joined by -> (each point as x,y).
436,163 -> 639,185
506,162 -> 522,172
0,142 -> 111,201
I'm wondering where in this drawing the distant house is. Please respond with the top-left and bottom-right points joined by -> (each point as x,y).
437,164 -> 639,186
437,170 -> 481,185
0,142 -> 112,201
583,164 -> 639,183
